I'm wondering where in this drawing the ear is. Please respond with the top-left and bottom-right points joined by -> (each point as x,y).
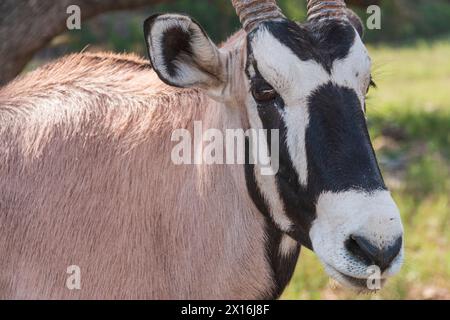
346,9 -> 364,38
144,14 -> 226,91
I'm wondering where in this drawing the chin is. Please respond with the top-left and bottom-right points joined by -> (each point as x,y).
321,253 -> 404,295
323,263 -> 387,293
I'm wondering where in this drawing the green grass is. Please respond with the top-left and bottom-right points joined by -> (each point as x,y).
283,40 -> 450,300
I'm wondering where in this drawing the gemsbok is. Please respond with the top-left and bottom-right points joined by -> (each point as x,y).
0,0 -> 404,299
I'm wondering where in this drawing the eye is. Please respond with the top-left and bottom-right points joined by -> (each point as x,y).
251,80 -> 278,104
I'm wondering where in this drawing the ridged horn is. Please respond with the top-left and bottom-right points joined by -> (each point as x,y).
307,0 -> 348,22
231,0 -> 285,32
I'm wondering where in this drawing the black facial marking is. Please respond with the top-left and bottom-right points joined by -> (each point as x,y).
249,73 -> 315,248
305,82 -> 386,195
244,19 -> 384,258
262,227 -> 301,300
244,138 -> 301,300
253,19 -> 356,73
245,61 -> 316,249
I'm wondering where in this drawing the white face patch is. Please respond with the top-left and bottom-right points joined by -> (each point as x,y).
247,28 -> 372,188
331,32 -> 372,107
249,29 -> 329,187
310,190 -> 404,282
245,25 -> 403,288
246,95 -> 294,232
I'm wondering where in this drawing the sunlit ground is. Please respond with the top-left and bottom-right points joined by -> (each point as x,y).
283,39 -> 450,300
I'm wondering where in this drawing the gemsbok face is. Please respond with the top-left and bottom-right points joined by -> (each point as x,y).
144,0 -> 404,290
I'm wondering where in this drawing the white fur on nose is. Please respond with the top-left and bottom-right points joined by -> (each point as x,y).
310,190 -> 404,280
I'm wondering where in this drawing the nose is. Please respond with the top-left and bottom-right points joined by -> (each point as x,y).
345,235 -> 403,272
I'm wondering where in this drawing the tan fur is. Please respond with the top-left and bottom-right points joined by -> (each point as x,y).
0,32 -> 275,299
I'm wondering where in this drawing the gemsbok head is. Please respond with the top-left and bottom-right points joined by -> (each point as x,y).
144,0 -> 404,290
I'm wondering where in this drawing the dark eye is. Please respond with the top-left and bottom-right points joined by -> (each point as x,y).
251,80 -> 278,103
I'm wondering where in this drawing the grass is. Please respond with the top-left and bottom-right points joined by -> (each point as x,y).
282,39 -> 450,300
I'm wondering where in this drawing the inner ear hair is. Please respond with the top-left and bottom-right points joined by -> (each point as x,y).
144,14 -> 225,90
345,9 -> 364,38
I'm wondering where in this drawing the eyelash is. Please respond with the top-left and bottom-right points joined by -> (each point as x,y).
366,76 -> 377,96
250,78 -> 279,104
363,76 -> 377,113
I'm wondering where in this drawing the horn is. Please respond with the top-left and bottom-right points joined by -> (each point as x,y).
307,0 -> 348,22
231,0 -> 285,32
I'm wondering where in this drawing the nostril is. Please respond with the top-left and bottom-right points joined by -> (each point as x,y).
345,235 -> 375,266
345,235 -> 403,272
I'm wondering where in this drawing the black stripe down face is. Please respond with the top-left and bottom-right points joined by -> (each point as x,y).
244,18 -> 404,291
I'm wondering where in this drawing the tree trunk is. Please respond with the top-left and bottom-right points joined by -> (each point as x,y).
0,0 -> 168,86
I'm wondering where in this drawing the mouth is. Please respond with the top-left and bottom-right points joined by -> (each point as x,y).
324,263 -> 387,293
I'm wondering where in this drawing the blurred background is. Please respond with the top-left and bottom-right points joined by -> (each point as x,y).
1,0 -> 449,299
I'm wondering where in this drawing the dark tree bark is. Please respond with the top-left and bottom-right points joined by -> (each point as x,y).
0,0 -> 168,86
